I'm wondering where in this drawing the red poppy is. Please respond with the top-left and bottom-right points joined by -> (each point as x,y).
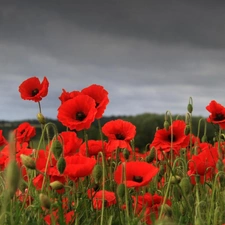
102,119 -> 136,153
114,161 -> 159,188
188,144 -> 218,184
57,95 -> 97,131
81,84 -> 109,119
64,155 -> 96,181
206,100 -> 225,129
150,120 -> 190,159
87,189 -> 116,210
18,76 -> 49,102
79,140 -> 106,157
58,88 -> 81,105
14,122 -> 36,143
44,210 -> 75,225
0,130 -> 7,146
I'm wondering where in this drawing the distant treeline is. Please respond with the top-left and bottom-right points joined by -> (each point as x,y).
0,113 -> 217,151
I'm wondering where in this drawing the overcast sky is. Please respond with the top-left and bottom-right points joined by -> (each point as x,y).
0,0 -> 225,121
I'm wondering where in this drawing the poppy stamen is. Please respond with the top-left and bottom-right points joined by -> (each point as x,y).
31,88 -> 39,96
76,112 -> 86,121
168,134 -> 176,142
215,113 -> 225,121
133,176 -> 143,183
115,134 -> 125,140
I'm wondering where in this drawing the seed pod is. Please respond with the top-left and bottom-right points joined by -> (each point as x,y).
187,104 -> 193,113
146,147 -> 155,163
51,140 -> 63,160
39,193 -> 51,209
117,183 -> 125,200
92,164 -> 102,183
37,113 -> 46,125
50,181 -> 64,190
6,160 -> 20,198
164,121 -> 170,131
179,177 -> 192,195
20,154 -> 36,170
57,157 -> 66,174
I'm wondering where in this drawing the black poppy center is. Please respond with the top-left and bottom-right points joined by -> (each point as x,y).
31,88 -> 39,96
95,102 -> 100,108
115,134 -> 125,140
76,112 -> 86,121
133,176 -> 143,183
215,113 -> 225,121
168,134 -> 176,142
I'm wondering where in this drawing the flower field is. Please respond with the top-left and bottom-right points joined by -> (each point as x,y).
0,76 -> 225,225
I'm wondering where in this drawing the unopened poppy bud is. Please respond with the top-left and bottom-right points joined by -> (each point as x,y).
159,164 -> 165,177
172,186 -> 182,201
179,177 -> 192,195
195,174 -> 200,184
122,149 -> 130,160
217,159 -> 224,171
6,160 -> 20,198
117,183 -> 125,200
184,125 -> 190,135
187,103 -> 193,113
51,140 -> 63,160
39,193 -> 51,209
164,121 -> 170,131
20,154 -> 36,170
50,181 -> 64,190
201,135 -> 207,143
171,175 -> 181,184
92,164 -> 102,183
19,179 -> 28,192
57,157 -> 66,174
37,113 -> 46,124
146,147 -> 155,163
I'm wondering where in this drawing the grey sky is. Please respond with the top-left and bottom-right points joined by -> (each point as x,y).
0,0 -> 225,120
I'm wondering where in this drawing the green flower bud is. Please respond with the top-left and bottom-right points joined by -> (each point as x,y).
39,193 -> 51,209
50,181 -> 64,190
37,113 -> 46,125
51,140 -> 63,160
201,135 -> 207,143
179,177 -> 192,195
171,175 -> 181,184
92,164 -> 102,183
217,159 -> 224,171
57,157 -> 66,174
117,183 -> 125,200
184,125 -> 190,135
164,121 -> 170,131
20,154 -> 36,170
187,104 -> 193,113
146,147 -> 155,163
122,149 -> 130,160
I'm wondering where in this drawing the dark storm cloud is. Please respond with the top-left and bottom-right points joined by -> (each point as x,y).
0,0 -> 225,120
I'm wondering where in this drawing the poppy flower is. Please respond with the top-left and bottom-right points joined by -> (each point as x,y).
44,210 -> 75,225
58,88 -> 81,105
114,161 -> 159,188
188,145 -> 218,184
57,95 -> 97,131
18,76 -> 49,102
87,189 -> 116,210
206,100 -> 225,129
0,130 -> 7,146
81,84 -> 109,119
64,155 -> 96,181
150,120 -> 190,159
14,122 -> 36,143
79,140 -> 106,157
102,119 -> 136,153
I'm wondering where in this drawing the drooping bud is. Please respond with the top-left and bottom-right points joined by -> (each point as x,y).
187,104 -> 193,113
37,113 -> 46,125
5,161 -> 20,198
51,140 -> 63,160
164,121 -> 170,131
117,183 -> 125,200
146,147 -> 155,163
92,164 -> 102,183
50,181 -> 64,190
39,193 -> 51,209
57,157 -> 66,174
170,175 -> 181,185
179,177 -> 192,195
159,164 -> 165,177
20,154 -> 36,170
184,125 -> 190,135
122,149 -> 130,160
